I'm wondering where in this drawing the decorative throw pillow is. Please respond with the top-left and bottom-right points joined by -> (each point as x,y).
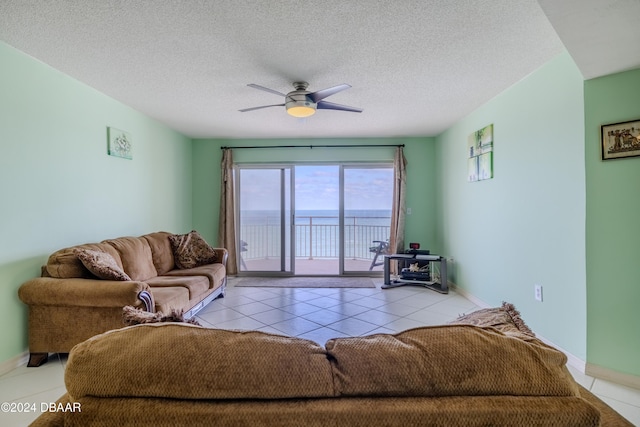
168,230 -> 217,269
75,248 -> 132,281
122,305 -> 201,326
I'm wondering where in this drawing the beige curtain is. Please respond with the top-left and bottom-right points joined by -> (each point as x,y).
389,147 -> 407,260
218,149 -> 238,275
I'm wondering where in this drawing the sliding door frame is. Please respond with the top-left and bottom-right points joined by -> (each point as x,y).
235,164 -> 295,277
235,162 -> 391,277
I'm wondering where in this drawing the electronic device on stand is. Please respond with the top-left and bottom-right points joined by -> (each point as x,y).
381,243 -> 448,294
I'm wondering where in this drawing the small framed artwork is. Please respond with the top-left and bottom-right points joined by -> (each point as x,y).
107,127 -> 132,159
601,119 -> 640,160
468,124 -> 493,181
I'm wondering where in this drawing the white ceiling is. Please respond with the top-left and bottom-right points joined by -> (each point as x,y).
538,0 -> 640,80
0,1 -> 637,139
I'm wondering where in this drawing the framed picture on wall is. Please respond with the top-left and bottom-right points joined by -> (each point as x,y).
468,124 -> 493,181
601,119 -> 640,160
107,127 -> 132,160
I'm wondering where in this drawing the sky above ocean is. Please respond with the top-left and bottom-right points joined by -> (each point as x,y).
239,165 -> 393,211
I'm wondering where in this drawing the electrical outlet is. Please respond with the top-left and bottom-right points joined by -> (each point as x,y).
534,285 -> 543,302
407,207 -> 412,215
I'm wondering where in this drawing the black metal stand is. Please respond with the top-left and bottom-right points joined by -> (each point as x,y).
382,254 -> 448,294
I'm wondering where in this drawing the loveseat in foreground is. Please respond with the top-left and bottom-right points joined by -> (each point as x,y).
18,231 -> 227,367
31,304 -> 632,426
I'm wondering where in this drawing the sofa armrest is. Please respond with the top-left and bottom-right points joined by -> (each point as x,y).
212,248 -> 228,267
18,277 -> 153,310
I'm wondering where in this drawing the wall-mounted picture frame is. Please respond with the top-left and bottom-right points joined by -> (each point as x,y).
468,124 -> 493,181
107,127 -> 132,160
601,119 -> 640,160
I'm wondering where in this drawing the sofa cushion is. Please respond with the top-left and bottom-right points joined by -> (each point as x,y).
75,249 -> 132,281
104,236 -> 157,281
326,325 -> 579,398
165,263 -> 225,290
145,275 -> 209,300
66,324 -> 335,400
142,231 -> 175,275
46,242 -> 123,278
168,230 -> 217,269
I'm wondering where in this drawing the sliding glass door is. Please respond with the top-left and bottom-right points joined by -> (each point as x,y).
294,165 -> 340,275
236,163 -> 392,276
237,166 -> 292,274
342,166 -> 394,273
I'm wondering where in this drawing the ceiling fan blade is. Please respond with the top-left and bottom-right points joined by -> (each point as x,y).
308,84 -> 352,103
247,84 -> 286,97
239,103 -> 285,112
316,100 -> 363,113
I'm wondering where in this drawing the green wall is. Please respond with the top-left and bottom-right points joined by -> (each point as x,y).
192,137 -> 436,252
435,52 -> 587,359
585,68 -> 640,377
0,42 -> 193,366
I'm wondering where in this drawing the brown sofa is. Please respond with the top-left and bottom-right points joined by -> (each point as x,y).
18,231 -> 227,367
31,319 -> 632,426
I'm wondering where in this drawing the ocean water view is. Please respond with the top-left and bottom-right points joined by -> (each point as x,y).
240,209 -> 391,261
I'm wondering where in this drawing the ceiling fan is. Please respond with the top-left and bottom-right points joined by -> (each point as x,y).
239,81 -> 363,118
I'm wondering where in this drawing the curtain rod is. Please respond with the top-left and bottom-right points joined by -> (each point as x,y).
220,144 -> 404,150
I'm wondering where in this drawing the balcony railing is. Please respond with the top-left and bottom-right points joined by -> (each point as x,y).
240,215 -> 390,261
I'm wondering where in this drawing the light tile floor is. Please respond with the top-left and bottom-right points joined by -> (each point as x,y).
2,277 -> 639,426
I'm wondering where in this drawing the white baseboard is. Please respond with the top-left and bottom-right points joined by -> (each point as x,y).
451,283 -> 490,309
586,363 -> 640,390
0,351 -> 28,376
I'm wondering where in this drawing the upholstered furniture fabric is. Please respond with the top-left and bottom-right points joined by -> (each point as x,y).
68,324 -> 579,401
67,324 -> 335,401
144,275 -> 209,299
31,320 -> 631,426
165,263 -> 227,289
326,325 -> 578,398
46,242 -> 122,279
18,231 -> 227,364
147,286 -> 190,315
30,393 -> 606,427
103,236 -> 158,281
32,305 -> 634,427
142,231 -> 175,275
18,277 -> 151,308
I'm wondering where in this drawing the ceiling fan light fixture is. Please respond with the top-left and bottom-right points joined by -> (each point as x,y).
286,104 -> 316,118
286,91 -> 317,117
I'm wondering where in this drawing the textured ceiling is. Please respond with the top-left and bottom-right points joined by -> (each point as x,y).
0,1 -> 636,139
